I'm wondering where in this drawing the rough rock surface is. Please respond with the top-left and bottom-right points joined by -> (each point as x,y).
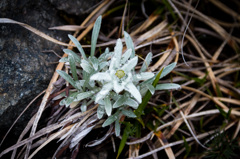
0,0 -> 96,150
49,0 -> 99,16
0,0 -> 67,123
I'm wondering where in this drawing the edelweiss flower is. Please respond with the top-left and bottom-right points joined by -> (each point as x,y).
90,39 -> 154,104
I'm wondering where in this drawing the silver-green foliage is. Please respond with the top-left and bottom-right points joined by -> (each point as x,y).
57,16 -> 181,136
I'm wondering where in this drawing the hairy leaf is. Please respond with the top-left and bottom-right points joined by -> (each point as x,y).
121,49 -> 132,64
59,57 -> 68,62
140,52 -> 152,72
113,95 -> 126,108
89,56 -> 99,71
91,16 -> 102,56
97,105 -> 105,119
160,62 -> 176,79
124,31 -> 135,58
80,59 -> 94,73
75,89 -> 99,102
102,111 -> 120,127
155,83 -> 181,90
122,109 -> 136,118
104,96 -> 112,116
57,70 -> 77,89
63,49 -> 81,63
124,98 -> 139,109
115,120 -> 120,137
68,35 -> 87,60
68,54 -> 78,81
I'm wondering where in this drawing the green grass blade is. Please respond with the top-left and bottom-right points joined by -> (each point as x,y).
117,122 -> 131,159
153,105 -> 169,117
182,136 -> 191,159
162,0 -> 177,20
134,68 -> 164,126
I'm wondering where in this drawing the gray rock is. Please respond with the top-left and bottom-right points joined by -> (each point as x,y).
0,0 -> 68,138
49,0 -> 99,16
0,10 -> 72,157
0,0 -> 101,157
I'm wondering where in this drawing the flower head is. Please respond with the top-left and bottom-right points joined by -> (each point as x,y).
90,39 -> 154,104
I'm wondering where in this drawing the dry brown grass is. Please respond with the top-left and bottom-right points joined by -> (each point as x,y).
0,0 -> 240,158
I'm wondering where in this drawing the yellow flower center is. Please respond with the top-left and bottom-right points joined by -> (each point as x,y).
115,70 -> 125,79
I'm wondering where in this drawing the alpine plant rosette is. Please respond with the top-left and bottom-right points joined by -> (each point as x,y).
57,16 -> 181,136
